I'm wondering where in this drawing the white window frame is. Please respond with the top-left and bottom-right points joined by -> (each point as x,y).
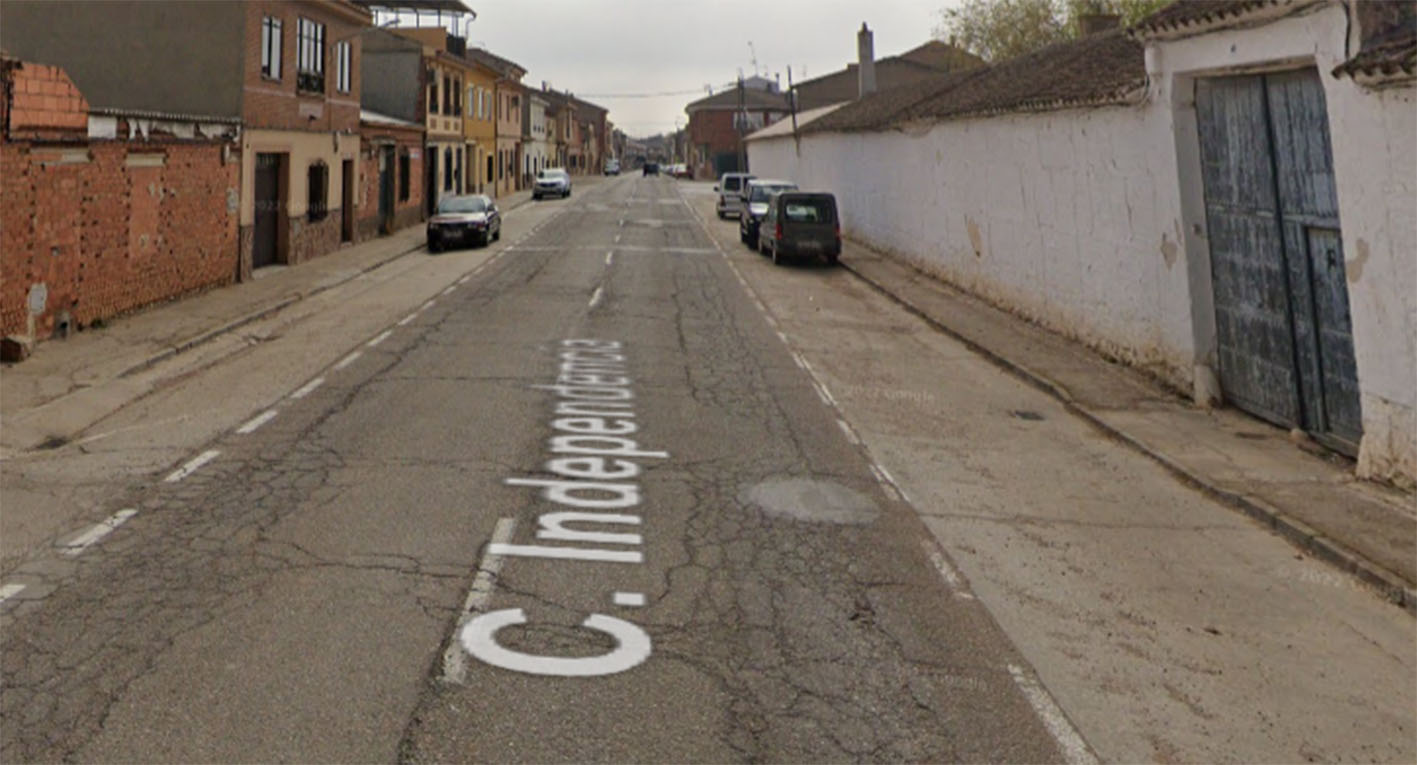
335,40 -> 351,93
261,16 -> 282,79
297,17 -> 325,83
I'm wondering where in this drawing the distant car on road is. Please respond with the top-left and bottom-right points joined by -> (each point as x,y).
715,172 -> 756,219
671,164 -> 693,179
643,162 -> 660,176
738,179 -> 797,246
758,191 -> 841,265
427,194 -> 501,253
604,158 -> 620,175
533,168 -> 572,199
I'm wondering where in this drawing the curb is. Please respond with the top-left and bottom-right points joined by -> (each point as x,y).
840,255 -> 1416,615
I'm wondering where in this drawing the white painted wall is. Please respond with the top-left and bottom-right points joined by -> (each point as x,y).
751,2 -> 1417,482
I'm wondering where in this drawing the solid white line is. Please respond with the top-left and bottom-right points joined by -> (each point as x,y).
876,463 -> 899,487
791,353 -> 808,370
0,584 -> 24,605
921,540 -> 975,599
589,285 -> 605,309
815,381 -> 839,408
837,419 -> 860,444
333,351 -> 362,370
812,381 -> 834,407
164,449 -> 220,483
397,313 -> 417,326
442,517 -> 517,684
613,592 -> 646,607
236,409 -> 279,435
1008,664 -> 1098,765
367,330 -> 393,348
61,509 -> 138,556
290,377 -> 325,399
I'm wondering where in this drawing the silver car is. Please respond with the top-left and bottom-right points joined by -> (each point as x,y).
533,168 -> 572,199
715,172 -> 755,219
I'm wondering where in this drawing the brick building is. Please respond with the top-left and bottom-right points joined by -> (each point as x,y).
358,109 -> 424,240
0,54 -> 240,346
1,0 -> 374,279
685,85 -> 792,180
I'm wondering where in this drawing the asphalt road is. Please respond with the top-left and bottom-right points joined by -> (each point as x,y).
0,176 -> 1072,763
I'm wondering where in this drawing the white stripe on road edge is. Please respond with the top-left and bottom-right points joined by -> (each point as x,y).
442,285 -> 457,296
236,409 -> 279,435
333,351 -> 362,370
367,330 -> 393,347
443,517 -> 517,684
613,592 -> 646,607
397,313 -> 417,326
814,380 -> 839,408
164,450 -> 220,483
837,419 -> 860,444
422,299 -> 437,310
613,234 -> 621,243
764,314 -> 778,328
61,509 -> 138,556
290,377 -> 325,399
0,584 -> 25,605
791,353 -> 808,370
605,252 -> 614,265
457,275 -> 471,285
776,330 -> 789,344
1007,663 -> 1098,765
589,286 -> 605,309
920,539 -> 974,600
868,463 -> 903,502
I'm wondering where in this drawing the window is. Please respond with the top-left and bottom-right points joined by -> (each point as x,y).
334,41 -> 351,93
261,17 -> 282,79
444,147 -> 453,191
453,78 -> 461,116
467,85 -> 474,117
455,147 -> 463,192
428,70 -> 438,115
296,17 -> 325,92
307,162 -> 328,221
443,75 -> 452,115
398,150 -> 410,201
486,155 -> 493,184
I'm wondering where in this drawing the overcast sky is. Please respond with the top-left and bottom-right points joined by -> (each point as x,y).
447,0 -> 954,138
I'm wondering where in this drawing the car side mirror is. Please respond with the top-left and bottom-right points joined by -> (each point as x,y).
713,185 -> 719,192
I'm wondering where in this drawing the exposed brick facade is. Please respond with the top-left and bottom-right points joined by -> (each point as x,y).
2,131 -> 239,340
357,120 -> 425,242
241,0 -> 364,134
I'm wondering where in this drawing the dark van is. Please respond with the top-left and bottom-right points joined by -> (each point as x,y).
757,192 -> 841,265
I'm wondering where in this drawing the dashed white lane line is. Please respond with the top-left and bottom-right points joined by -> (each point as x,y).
61,509 -> 138,556
837,418 -> 861,444
605,251 -> 614,265
333,351 -> 362,370
776,330 -> 789,343
0,583 -> 25,605
457,275 -> 472,285
367,330 -> 393,347
868,462 -> 903,502
443,516 -> 517,684
1008,663 -> 1098,765
397,313 -> 418,326
236,409 -> 279,435
441,285 -> 457,296
921,539 -> 974,600
421,298 -> 437,310
613,234 -> 621,243
613,592 -> 646,607
164,449 -> 221,483
588,285 -> 605,309
290,377 -> 325,399
791,352 -> 808,370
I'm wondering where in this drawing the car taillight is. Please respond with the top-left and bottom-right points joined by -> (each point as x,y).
775,223 -> 783,240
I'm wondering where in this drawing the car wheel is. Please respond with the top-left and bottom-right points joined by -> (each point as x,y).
428,236 -> 441,254
494,225 -> 501,242
771,243 -> 783,266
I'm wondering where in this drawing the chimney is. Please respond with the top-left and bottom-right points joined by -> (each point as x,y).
1078,13 -> 1121,35
857,22 -> 876,98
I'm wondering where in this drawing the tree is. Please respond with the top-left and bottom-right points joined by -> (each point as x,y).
934,0 -> 1172,63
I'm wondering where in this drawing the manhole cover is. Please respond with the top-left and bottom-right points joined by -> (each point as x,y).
740,477 -> 879,525
1011,410 -> 1045,421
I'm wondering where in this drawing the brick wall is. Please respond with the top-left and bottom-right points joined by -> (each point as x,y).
2,141 -> 240,340
356,128 -> 425,242
241,0 -> 365,133
6,61 -> 88,138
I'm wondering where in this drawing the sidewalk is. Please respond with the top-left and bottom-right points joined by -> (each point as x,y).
839,243 -> 1417,613
0,185 -> 537,458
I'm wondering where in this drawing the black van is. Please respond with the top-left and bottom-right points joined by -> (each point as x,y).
757,192 -> 841,265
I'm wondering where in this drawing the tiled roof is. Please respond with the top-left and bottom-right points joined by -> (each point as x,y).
1130,0 -> 1300,37
744,103 -> 846,141
685,86 -> 792,112
806,29 -> 1144,133
465,47 -> 525,79
1333,0 -> 1416,80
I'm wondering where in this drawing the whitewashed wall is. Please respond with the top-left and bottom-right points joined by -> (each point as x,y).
751,2 -> 1417,482
750,102 -> 1198,391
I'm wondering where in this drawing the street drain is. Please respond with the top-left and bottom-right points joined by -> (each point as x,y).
1011,410 -> 1045,421
741,477 -> 879,525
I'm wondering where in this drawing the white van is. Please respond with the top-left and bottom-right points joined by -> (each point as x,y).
714,172 -> 756,219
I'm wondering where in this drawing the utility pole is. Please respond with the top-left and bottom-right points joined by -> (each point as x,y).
787,66 -> 799,157
736,74 -> 746,173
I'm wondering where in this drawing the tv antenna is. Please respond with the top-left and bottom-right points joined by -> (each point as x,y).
747,41 -> 760,77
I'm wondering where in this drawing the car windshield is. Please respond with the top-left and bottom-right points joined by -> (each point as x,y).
749,184 -> 795,202
783,199 -> 835,223
538,170 -> 566,180
437,196 -> 487,213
